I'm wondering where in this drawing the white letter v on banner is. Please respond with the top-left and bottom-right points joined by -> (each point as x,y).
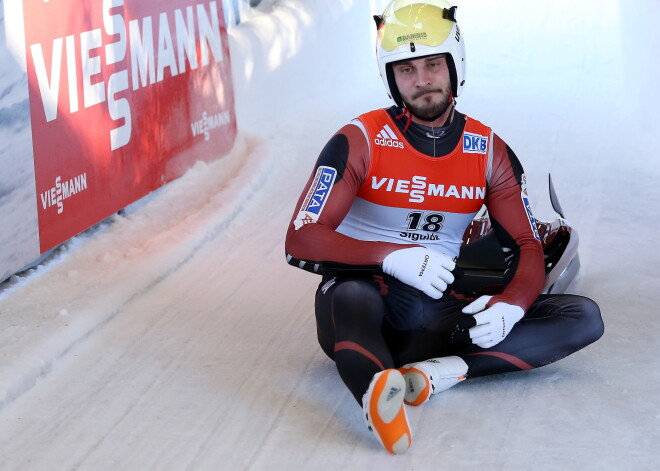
30,38 -> 63,122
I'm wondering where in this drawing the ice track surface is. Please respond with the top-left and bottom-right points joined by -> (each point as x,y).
1,1 -> 659,469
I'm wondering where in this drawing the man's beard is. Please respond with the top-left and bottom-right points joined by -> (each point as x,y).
403,88 -> 452,122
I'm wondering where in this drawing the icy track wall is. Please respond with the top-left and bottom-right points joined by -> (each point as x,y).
0,0 -> 388,416
0,0 -> 237,284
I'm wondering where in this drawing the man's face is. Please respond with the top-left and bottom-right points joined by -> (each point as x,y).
392,54 -> 452,122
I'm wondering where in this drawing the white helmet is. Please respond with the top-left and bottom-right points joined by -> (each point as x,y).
374,0 -> 466,107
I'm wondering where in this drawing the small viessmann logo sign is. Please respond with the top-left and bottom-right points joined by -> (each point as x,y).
191,110 -> 231,141
40,173 -> 89,214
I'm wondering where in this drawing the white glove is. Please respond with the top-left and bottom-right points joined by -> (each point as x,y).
461,295 -> 524,348
382,247 -> 455,299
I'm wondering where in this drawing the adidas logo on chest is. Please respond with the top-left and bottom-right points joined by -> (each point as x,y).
374,124 -> 404,149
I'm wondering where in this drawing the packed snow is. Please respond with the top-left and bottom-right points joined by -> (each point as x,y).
0,4 -> 39,279
1,0 -> 658,469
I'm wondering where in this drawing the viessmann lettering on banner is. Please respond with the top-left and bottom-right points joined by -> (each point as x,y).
40,174 -> 89,214
24,0 -> 237,252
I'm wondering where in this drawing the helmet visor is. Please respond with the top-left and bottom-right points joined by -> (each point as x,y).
379,1 -> 455,52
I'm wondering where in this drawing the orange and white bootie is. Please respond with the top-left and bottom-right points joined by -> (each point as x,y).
399,356 -> 468,406
362,369 -> 411,454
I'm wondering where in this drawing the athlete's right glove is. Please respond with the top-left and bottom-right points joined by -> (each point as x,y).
382,247 -> 455,299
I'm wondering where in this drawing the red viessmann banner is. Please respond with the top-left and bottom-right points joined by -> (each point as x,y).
23,0 -> 237,252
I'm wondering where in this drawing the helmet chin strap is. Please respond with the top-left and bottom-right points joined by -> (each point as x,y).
395,107 -> 413,133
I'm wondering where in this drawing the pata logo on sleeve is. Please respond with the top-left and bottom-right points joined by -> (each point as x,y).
294,166 -> 337,230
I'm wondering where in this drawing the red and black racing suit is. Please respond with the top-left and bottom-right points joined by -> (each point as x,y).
285,106 -> 603,403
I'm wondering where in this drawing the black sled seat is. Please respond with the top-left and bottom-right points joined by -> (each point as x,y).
453,217 -> 579,298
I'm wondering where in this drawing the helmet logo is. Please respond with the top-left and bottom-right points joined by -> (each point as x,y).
397,32 -> 428,44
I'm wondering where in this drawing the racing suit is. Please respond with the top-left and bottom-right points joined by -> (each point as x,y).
285,106 -> 603,403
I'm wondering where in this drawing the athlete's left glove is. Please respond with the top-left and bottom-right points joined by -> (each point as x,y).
458,295 -> 524,349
